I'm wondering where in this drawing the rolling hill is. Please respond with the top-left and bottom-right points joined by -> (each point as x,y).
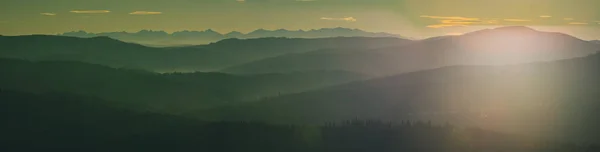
202,52 -> 600,142
222,26 -> 600,76
0,58 -> 368,112
0,35 -> 411,72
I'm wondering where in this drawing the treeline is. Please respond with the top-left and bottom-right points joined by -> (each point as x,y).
1,90 -> 598,152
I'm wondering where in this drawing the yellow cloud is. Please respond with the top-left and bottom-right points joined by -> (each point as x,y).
569,22 -> 588,25
426,24 -> 463,28
421,15 -> 538,28
446,32 -> 463,36
420,15 -> 479,21
236,0 -> 245,2
320,17 -> 357,22
503,19 -> 531,22
563,18 -> 574,21
70,10 -> 110,14
486,20 -> 499,24
539,15 -> 552,18
129,11 -> 162,15
40,13 -> 56,16
440,20 -> 481,25
420,15 -> 495,28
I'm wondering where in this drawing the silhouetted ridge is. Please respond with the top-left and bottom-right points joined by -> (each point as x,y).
0,35 -> 145,48
206,52 -> 600,143
0,58 -> 368,112
222,26 -> 599,75
1,35 -> 414,72
493,26 -> 537,31
59,27 -> 404,46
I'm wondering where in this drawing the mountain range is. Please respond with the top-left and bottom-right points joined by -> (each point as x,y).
0,36 -> 410,73
6,26 -> 599,76
0,58 -> 368,112
222,26 -> 600,76
60,27 -> 404,46
201,51 -> 600,143
3,26 -> 600,144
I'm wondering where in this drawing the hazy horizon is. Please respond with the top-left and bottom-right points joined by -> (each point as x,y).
2,0 -> 600,39
3,26 -> 600,41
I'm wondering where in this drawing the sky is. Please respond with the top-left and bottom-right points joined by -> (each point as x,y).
1,0 -> 599,39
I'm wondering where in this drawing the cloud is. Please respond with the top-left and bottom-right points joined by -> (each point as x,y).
70,10 -> 110,14
40,13 -> 56,16
446,32 -> 463,36
421,15 -> 487,28
320,17 -> 357,22
129,11 -> 162,15
236,0 -> 245,2
440,19 -> 482,24
503,19 -> 531,22
427,24 -> 457,28
539,15 -> 552,18
421,15 -> 541,28
420,15 -> 479,21
563,18 -> 574,21
569,22 -> 588,25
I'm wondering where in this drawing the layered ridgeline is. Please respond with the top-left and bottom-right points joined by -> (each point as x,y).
0,58 -> 367,112
60,27 -> 404,46
4,26 -> 597,76
0,35 -> 410,73
202,52 -> 600,143
223,26 -> 600,76
1,90 -> 596,152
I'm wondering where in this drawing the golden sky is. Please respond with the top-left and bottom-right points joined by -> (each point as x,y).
0,0 -> 599,39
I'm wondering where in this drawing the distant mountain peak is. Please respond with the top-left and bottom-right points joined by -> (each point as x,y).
464,26 -> 543,37
56,27 -> 404,45
225,31 -> 243,35
137,29 -> 168,34
204,29 -> 217,33
255,28 -> 268,31
492,26 -> 537,32
321,27 -> 355,31
88,36 -> 115,40
74,30 -> 88,33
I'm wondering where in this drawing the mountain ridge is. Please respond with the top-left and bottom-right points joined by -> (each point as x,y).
0,35 -> 410,72
222,26 -> 600,75
202,52 -> 600,143
0,58 -> 369,112
59,27 -> 405,46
